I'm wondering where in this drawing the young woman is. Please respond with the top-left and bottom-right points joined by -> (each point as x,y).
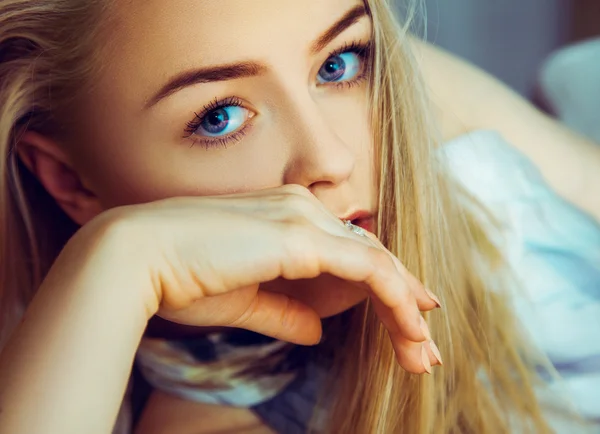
0,1 -> 598,433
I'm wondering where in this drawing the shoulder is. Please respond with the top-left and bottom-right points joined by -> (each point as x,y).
411,37 -> 600,221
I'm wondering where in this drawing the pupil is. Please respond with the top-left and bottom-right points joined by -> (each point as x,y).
326,58 -> 342,73
208,110 -> 227,126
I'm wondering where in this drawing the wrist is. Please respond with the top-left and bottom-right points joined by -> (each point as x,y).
60,210 -> 161,321
0,211 -> 156,434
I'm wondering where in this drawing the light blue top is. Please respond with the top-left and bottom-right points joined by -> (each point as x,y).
443,130 -> 600,433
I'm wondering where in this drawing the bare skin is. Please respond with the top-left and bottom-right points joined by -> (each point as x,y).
18,0 -> 380,319
415,39 -> 600,222
1,0 -> 598,433
136,39 -> 600,434
134,391 -> 275,434
7,1 -> 428,432
0,186 -> 440,434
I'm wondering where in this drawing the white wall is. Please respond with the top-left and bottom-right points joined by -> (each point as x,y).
407,0 -> 571,96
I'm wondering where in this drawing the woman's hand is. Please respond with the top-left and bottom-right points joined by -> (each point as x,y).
98,184 -> 440,373
0,185 -> 440,434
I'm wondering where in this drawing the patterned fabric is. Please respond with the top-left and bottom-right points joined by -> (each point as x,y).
136,331 -> 297,407
131,329 -> 330,434
125,130 -> 600,433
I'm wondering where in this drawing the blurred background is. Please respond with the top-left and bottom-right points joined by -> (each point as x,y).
397,0 -> 600,141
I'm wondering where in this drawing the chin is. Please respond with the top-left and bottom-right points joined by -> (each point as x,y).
261,274 -> 368,318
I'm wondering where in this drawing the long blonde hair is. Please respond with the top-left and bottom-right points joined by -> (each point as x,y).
0,0 -> 553,433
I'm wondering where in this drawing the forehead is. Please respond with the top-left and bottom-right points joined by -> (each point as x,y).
88,0 -> 368,115
107,0 -> 366,67
90,0 -> 368,112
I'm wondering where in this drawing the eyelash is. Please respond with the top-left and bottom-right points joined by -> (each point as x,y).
183,96 -> 250,149
324,40 -> 372,90
184,39 -> 372,149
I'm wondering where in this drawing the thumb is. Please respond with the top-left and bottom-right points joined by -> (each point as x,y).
159,288 -> 323,345
229,289 -> 323,345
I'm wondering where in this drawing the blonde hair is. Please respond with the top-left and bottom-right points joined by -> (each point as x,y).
0,0 -> 553,433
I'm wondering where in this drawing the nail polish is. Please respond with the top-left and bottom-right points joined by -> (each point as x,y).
425,288 -> 442,308
421,344 -> 432,374
429,340 -> 443,365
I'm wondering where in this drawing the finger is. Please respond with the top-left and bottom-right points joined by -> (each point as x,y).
160,289 -> 322,346
424,339 -> 443,367
372,298 -> 434,373
372,298 -> 441,365
375,295 -> 440,373
284,230 -> 426,342
313,217 -> 441,324
222,289 -> 323,345
362,231 -> 441,310
317,213 -> 440,312
389,333 -> 433,374
371,294 -> 422,345
272,185 -> 377,249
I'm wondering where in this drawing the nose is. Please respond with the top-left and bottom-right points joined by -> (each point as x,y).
282,97 -> 356,192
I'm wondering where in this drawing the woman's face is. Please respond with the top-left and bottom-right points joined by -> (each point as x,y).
67,0 -> 376,317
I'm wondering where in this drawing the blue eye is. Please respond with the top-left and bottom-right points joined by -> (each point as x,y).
194,105 -> 248,137
317,51 -> 362,84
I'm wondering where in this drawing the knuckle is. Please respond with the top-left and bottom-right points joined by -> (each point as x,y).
280,224 -> 321,278
283,223 -> 316,253
368,249 -> 411,295
368,248 -> 393,271
283,193 -> 314,215
273,186 -> 330,226
281,184 -> 312,197
93,209 -> 150,252
229,296 -> 260,328
277,294 -> 299,329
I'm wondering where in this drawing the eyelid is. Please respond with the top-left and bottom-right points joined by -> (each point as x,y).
318,39 -> 372,79
315,39 -> 372,89
183,38 -> 373,149
192,96 -> 246,125
326,39 -> 372,59
183,96 -> 255,138
186,122 -> 254,150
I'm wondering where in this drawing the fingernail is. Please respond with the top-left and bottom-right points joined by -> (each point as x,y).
429,340 -> 443,365
420,316 -> 432,341
425,288 -> 442,308
421,344 -> 432,374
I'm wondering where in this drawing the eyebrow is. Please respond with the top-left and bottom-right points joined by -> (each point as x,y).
145,4 -> 368,109
310,4 -> 367,55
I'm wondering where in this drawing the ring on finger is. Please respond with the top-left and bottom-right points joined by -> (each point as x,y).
343,219 -> 367,237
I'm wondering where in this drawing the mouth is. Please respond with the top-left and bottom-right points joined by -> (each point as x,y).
340,211 -> 375,233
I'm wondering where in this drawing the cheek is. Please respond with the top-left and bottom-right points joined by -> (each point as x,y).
324,94 -> 372,153
73,89 -> 373,209
87,155 -> 284,208
77,130 -> 291,208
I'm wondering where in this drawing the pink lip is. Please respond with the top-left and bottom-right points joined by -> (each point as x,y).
340,211 -> 375,233
354,217 -> 375,233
